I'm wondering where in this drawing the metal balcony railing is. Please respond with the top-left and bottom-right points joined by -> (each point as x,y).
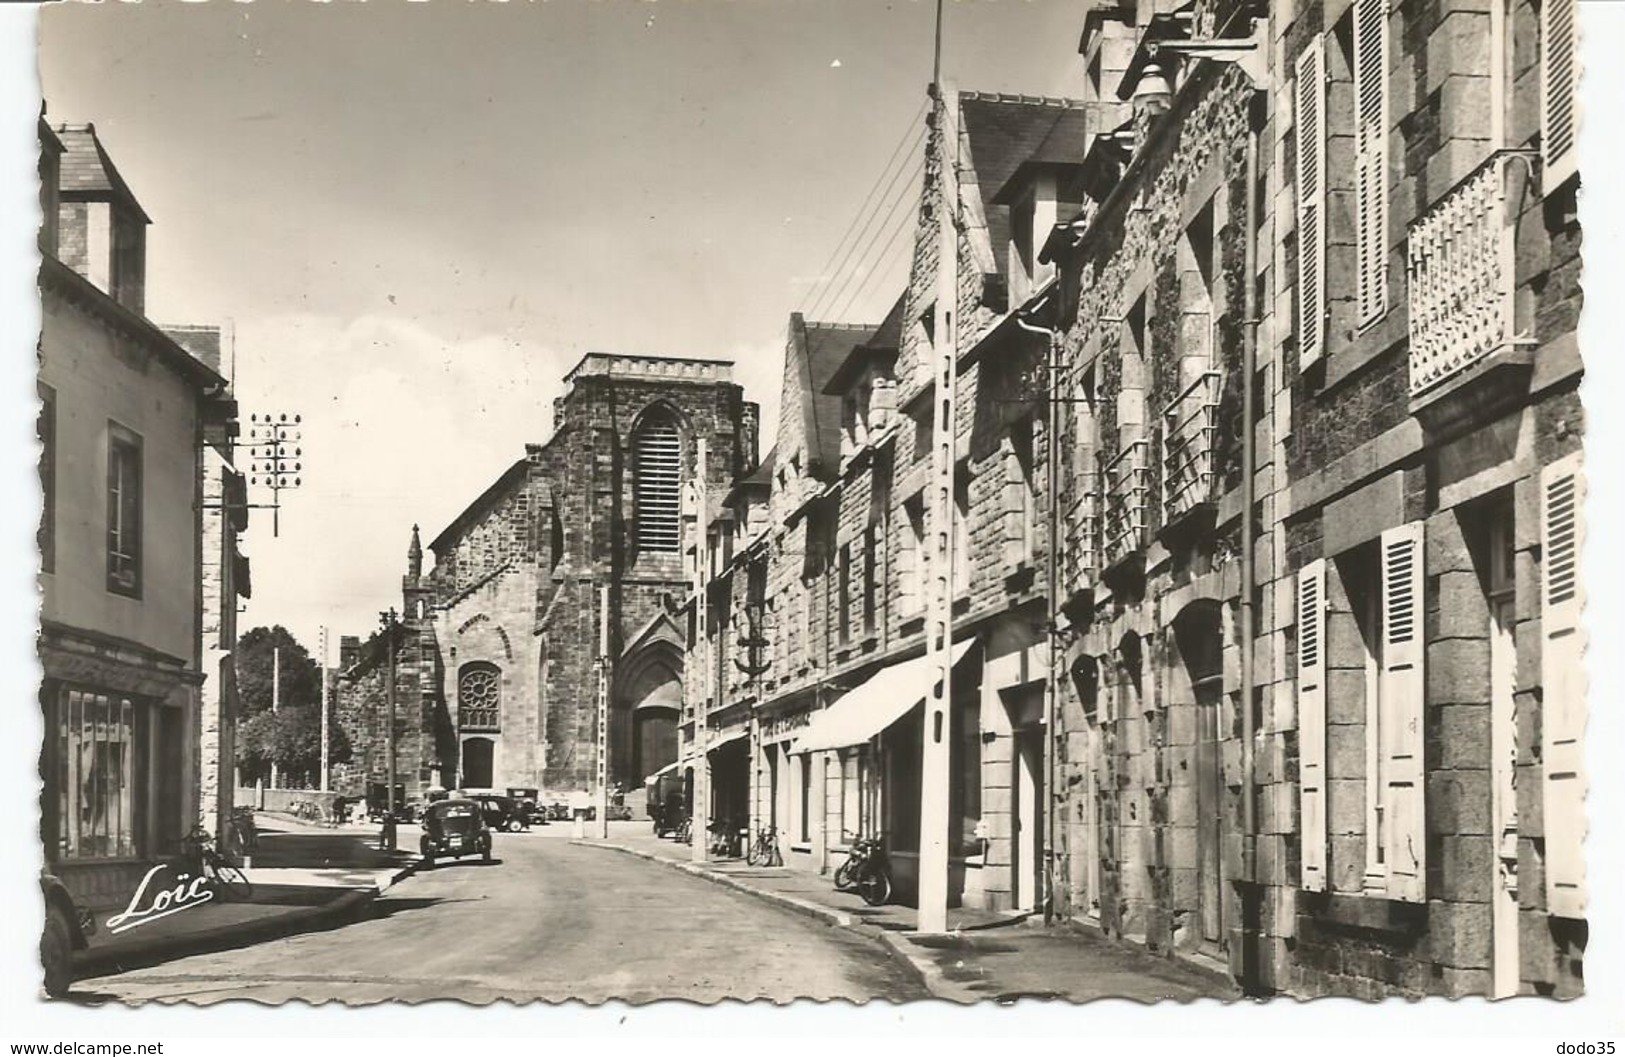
1062,488 -> 1100,595
1103,441 -> 1150,568
1407,151 -> 1532,395
1162,371 -> 1221,523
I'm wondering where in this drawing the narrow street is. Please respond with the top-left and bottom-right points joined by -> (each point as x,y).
67,830 -> 927,1005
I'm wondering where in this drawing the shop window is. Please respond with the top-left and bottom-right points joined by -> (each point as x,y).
53,687 -> 140,860
106,423 -> 143,597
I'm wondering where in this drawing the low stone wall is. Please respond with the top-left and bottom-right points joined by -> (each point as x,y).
235,787 -> 344,816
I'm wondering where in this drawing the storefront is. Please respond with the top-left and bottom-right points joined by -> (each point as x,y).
794,640 -> 982,907
38,628 -> 200,915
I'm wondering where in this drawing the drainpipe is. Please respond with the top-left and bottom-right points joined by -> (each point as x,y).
1240,94 -> 1263,897
1015,301 -> 1061,926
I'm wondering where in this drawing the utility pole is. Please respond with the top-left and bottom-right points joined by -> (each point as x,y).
918,73 -> 960,935
270,645 -> 281,790
689,437 -> 710,864
380,608 -> 399,850
319,626 -> 330,793
596,584 -> 611,840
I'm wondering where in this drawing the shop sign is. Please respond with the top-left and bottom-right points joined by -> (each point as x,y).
759,710 -> 811,743
106,864 -> 215,934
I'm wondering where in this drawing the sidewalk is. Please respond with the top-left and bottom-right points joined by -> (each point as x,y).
75,813 -> 421,978
575,831 -> 1239,1004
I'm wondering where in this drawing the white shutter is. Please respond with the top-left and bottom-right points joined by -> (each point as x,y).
1298,560 -> 1330,892
1542,0 -> 1579,189
1541,452 -> 1587,918
1380,522 -> 1426,902
1355,0 -> 1390,325
1296,37 -> 1328,368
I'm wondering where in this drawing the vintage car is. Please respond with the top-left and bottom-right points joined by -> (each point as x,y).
468,793 -> 529,832
419,799 -> 493,866
39,871 -> 94,998
506,787 -> 547,826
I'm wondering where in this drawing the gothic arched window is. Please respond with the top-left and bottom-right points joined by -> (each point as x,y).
633,410 -> 683,552
458,663 -> 501,732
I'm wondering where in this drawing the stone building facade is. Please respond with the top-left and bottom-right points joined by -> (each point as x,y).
684,0 -> 1586,1000
337,355 -> 757,806
37,122 -> 240,913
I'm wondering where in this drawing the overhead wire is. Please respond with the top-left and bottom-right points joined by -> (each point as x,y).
816,151 -> 924,324
799,97 -> 926,316
804,114 -> 928,321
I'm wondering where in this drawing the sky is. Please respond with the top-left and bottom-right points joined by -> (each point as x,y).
37,0 -> 1086,658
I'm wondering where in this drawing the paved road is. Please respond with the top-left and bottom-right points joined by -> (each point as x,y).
70,829 -> 927,1005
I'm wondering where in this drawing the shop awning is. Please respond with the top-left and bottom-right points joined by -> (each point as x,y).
643,760 -> 681,785
793,640 -> 976,754
703,728 -> 750,754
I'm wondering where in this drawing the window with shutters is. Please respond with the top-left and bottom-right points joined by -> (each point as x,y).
1295,36 -> 1328,367
953,465 -> 972,597
861,525 -> 878,637
1339,524 -> 1427,902
837,541 -> 853,646
900,492 -> 926,617
1354,0 -> 1390,326
1542,0 -> 1579,189
1541,452 -> 1586,918
1298,561 -> 1329,892
1005,416 -> 1038,571
633,410 -> 683,552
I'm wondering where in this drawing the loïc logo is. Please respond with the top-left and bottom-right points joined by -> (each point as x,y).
104,864 -> 216,934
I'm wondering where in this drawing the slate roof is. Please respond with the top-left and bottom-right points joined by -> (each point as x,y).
790,315 -> 877,478
52,124 -> 151,223
823,293 -> 904,396
957,93 -> 1091,270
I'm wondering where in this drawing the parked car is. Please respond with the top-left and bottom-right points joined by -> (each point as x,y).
39,872 -> 93,998
419,799 -> 493,866
506,787 -> 547,827
468,794 -> 529,832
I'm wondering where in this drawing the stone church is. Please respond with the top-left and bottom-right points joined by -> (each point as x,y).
335,353 -> 757,806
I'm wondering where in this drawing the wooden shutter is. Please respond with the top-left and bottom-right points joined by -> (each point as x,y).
1298,560 -> 1329,892
1295,37 -> 1328,368
1542,0 -> 1579,188
1355,0 -> 1390,325
1379,522 -> 1426,902
1541,452 -> 1587,918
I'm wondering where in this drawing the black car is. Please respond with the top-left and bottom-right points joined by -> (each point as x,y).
40,872 -> 94,998
468,793 -> 529,833
419,799 -> 493,866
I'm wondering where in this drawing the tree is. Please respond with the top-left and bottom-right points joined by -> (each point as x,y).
236,625 -> 322,717
234,625 -> 336,786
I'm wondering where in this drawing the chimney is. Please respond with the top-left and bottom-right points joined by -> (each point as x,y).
52,124 -> 150,315
163,325 -> 224,374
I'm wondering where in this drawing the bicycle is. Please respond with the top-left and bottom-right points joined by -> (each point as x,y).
746,826 -> 783,867
181,827 -> 254,901
228,807 -> 259,853
834,832 -> 891,906
673,815 -> 692,844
